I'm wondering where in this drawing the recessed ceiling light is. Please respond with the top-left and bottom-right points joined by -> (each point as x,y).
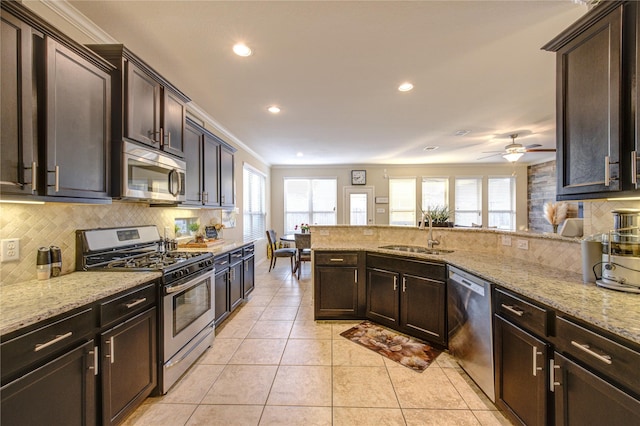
398,82 -> 414,92
296,152 -> 304,157
233,43 -> 252,57
267,106 -> 281,113
423,146 -> 439,152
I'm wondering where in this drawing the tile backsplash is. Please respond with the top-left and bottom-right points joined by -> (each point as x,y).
0,202 -> 238,285
582,199 -> 640,236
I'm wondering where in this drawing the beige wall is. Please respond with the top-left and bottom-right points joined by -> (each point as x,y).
270,163 -> 529,235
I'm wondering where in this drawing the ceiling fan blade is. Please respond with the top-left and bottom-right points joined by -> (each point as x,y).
477,152 -> 502,160
480,150 -> 503,154
525,148 -> 556,152
524,143 -> 541,149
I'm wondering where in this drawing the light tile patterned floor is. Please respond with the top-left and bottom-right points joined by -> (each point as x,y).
122,261 -> 512,426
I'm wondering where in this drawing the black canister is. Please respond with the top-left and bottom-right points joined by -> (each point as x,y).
50,246 -> 62,277
36,247 -> 51,280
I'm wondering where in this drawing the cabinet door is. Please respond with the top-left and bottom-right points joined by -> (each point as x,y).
243,255 -> 255,298
162,90 -> 185,157
46,38 -> 110,199
101,308 -> 156,426
125,62 -> 160,147
400,274 -> 445,345
494,316 -> 549,426
183,122 -> 203,204
203,134 -> 220,206
366,268 -> 399,327
1,11 -> 36,196
553,352 -> 640,425
214,269 -> 230,325
220,145 -> 235,207
555,5 -> 622,198
229,261 -> 244,312
315,266 -> 359,319
1,340 -> 96,426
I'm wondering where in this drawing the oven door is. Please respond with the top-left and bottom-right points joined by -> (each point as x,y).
123,141 -> 186,203
163,268 -> 215,359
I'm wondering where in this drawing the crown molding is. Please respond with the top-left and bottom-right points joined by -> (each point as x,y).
36,0 -> 118,43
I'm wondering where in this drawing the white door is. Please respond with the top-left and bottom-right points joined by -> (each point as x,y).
344,187 -> 374,225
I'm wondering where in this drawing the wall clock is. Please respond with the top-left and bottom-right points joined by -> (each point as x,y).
351,170 -> 366,185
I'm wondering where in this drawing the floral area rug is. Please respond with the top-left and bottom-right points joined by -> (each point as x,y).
340,321 -> 442,372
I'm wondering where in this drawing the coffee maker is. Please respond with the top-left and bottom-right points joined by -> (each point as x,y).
597,209 -> 640,293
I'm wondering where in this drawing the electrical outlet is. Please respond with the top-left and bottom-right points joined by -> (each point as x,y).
363,229 -> 374,236
501,236 -> 512,246
1,238 -> 20,262
517,239 -> 529,250
319,229 -> 330,236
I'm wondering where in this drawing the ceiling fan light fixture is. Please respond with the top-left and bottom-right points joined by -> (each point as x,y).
503,152 -> 524,162
267,105 -> 281,113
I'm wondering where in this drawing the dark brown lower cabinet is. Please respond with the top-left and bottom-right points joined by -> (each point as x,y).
1,340 -> 96,426
214,266 -> 229,325
400,273 -> 445,343
100,308 -> 157,426
314,251 -> 363,320
553,352 -> 640,425
366,268 -> 399,326
243,254 -> 255,298
494,315 -> 549,426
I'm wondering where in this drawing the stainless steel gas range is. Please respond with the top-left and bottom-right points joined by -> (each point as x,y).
76,225 -> 215,394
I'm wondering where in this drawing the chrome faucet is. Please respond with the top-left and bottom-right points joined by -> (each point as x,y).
424,213 -> 440,249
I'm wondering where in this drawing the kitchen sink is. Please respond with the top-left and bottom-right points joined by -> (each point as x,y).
378,245 -> 454,255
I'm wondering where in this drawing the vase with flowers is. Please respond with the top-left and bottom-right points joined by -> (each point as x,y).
543,201 -> 568,233
295,223 -> 310,233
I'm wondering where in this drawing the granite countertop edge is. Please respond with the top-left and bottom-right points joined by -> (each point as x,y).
313,243 -> 640,346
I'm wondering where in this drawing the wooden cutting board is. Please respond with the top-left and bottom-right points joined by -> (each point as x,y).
178,239 -> 225,248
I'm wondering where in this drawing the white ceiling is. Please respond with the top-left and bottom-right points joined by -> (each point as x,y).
64,0 -> 587,166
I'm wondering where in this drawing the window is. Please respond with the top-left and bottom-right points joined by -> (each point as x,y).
488,177 -> 516,230
284,178 -> 336,233
422,177 -> 449,212
243,165 -> 266,241
455,177 -> 482,227
389,177 -> 416,226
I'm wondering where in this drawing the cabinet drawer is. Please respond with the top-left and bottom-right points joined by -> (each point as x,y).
555,316 -> 640,395
229,249 -> 243,264
495,288 -> 550,337
99,283 -> 156,327
243,245 -> 255,257
315,252 -> 359,266
214,254 -> 230,268
1,308 -> 94,382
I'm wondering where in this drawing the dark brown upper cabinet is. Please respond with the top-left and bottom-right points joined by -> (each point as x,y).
184,118 -> 236,207
1,1 -> 113,203
543,1 -> 640,200
87,44 -> 189,158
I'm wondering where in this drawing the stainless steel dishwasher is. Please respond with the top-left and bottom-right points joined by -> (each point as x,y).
447,266 -> 495,402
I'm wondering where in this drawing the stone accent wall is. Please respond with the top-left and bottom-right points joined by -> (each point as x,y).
528,161 -> 557,233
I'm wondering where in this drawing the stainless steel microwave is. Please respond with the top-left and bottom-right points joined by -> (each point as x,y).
121,141 -> 186,203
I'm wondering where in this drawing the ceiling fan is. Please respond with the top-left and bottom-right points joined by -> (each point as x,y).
477,133 -> 556,162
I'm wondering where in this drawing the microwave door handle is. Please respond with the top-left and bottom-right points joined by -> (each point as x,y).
168,169 -> 179,196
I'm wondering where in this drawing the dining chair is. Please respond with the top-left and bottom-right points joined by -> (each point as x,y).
294,233 -> 312,279
266,230 -> 296,272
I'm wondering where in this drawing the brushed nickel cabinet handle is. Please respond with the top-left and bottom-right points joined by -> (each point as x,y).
354,270 -> 358,283
570,340 -> 612,365
329,258 -> 344,262
88,345 -> 99,376
532,346 -> 543,376
402,277 -> 406,292
393,276 -> 398,291
605,156 -> 610,186
550,359 -> 561,392
501,303 -> 524,317
125,297 -> 147,309
632,151 -> 638,186
34,331 -> 72,352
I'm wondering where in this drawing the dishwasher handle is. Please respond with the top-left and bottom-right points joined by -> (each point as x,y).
449,272 -> 486,297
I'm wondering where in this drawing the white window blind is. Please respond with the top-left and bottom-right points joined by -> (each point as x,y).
421,177 -> 449,212
488,177 -> 515,230
455,177 -> 482,227
284,178 -> 336,233
389,177 -> 416,226
243,165 -> 266,241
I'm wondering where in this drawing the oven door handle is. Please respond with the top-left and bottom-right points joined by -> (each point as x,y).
166,277 -> 206,294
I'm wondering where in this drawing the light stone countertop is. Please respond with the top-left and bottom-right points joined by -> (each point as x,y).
314,242 -> 640,346
0,271 -> 162,337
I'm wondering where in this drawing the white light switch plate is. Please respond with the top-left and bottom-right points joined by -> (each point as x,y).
517,240 -> 529,250
501,236 -> 512,246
